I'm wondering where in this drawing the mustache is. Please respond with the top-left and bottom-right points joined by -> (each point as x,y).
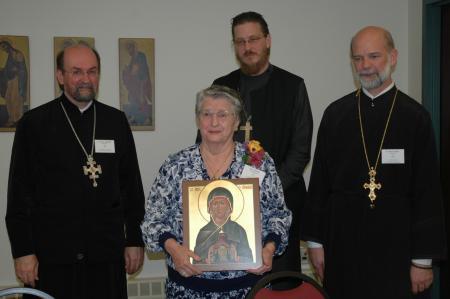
244,50 -> 257,56
358,71 -> 376,76
76,83 -> 94,90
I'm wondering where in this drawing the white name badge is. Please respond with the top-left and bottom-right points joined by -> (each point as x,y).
241,165 -> 266,186
381,149 -> 404,164
95,140 -> 115,153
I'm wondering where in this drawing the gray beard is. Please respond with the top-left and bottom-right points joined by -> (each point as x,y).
73,86 -> 96,102
358,63 -> 391,90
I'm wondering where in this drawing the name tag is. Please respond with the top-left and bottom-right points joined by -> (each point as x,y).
241,165 -> 266,186
382,149 -> 404,164
95,140 -> 115,153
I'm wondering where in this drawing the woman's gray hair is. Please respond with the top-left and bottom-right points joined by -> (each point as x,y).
195,85 -> 242,122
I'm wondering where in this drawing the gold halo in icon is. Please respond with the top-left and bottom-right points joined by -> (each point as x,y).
198,180 -> 245,223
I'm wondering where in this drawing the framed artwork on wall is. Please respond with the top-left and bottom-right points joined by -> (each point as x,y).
0,35 -> 30,132
53,36 -> 95,97
119,38 -> 155,131
182,178 -> 262,271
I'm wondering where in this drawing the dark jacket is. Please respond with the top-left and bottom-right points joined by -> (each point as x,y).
211,65 -> 313,215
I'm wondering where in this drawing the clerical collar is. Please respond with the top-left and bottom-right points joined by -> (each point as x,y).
63,92 -> 93,113
362,82 -> 395,100
79,100 -> 93,113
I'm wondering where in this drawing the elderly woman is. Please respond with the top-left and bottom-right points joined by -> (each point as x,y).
141,85 -> 292,298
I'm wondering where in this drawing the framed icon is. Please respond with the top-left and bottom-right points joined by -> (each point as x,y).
182,178 -> 262,271
0,35 -> 30,131
119,38 -> 155,130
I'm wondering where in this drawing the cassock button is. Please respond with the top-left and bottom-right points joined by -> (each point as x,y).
76,253 -> 85,260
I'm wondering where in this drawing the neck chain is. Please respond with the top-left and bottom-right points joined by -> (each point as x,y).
201,143 -> 235,180
60,101 -> 102,187
357,88 -> 398,208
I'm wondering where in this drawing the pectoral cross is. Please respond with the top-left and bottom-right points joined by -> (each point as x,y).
83,155 -> 102,187
363,168 -> 381,208
239,117 -> 253,142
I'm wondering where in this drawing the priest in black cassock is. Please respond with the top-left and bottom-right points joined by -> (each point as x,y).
197,11 -> 313,289
6,43 -> 145,298
302,26 -> 446,299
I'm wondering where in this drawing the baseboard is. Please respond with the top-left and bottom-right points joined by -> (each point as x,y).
0,277 -> 166,299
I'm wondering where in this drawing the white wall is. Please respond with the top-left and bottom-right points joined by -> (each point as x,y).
408,0 -> 423,101
0,0 -> 422,286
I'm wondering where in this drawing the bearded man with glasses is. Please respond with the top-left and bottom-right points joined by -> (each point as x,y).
6,43 -> 145,298
198,11 -> 313,290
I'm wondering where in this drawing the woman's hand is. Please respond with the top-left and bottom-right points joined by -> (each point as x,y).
164,238 -> 203,277
247,241 -> 276,275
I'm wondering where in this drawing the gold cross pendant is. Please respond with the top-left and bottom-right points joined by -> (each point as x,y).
83,155 -> 102,187
363,168 -> 381,208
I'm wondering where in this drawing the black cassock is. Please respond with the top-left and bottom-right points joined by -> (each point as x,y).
6,94 -> 145,298
303,87 -> 446,299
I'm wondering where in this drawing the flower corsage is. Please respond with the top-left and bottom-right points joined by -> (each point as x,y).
242,140 -> 266,169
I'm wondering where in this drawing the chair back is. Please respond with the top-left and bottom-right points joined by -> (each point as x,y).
0,287 -> 55,299
246,271 -> 329,299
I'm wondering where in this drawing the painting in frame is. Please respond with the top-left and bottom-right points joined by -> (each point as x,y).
0,35 -> 30,132
53,36 -> 95,98
119,38 -> 155,131
182,178 -> 262,271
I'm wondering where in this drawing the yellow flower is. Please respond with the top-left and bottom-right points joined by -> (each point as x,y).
247,140 -> 262,153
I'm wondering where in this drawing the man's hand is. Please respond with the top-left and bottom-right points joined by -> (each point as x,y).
308,247 -> 325,282
124,247 -> 144,275
247,242 -> 276,275
14,254 -> 39,287
164,238 -> 202,278
410,265 -> 433,294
